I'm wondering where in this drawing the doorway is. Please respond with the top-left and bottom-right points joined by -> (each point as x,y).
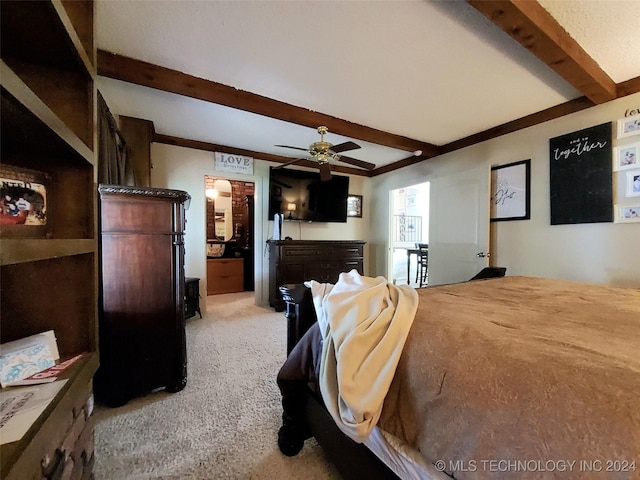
204,176 -> 255,295
389,182 -> 430,287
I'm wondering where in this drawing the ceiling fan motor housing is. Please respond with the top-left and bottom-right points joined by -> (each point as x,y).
310,141 -> 335,163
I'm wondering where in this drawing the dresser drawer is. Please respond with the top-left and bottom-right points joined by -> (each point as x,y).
281,246 -> 323,259
207,258 -> 244,295
307,261 -> 363,283
280,244 -> 363,260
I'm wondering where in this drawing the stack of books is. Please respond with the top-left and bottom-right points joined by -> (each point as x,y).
0,330 -> 59,387
0,331 -> 84,444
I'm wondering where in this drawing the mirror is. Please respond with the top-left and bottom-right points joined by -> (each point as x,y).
206,179 -> 233,242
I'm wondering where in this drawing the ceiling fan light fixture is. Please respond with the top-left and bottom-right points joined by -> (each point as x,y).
274,125 -> 369,179
310,149 -> 338,164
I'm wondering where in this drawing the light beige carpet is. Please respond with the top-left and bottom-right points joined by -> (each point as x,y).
93,292 -> 340,479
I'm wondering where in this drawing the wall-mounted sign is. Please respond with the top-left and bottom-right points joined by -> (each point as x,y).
214,152 -> 253,175
549,122 -> 612,225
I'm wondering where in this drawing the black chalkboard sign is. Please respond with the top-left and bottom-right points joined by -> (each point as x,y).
549,123 -> 613,225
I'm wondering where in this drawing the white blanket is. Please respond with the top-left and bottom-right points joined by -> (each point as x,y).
306,270 -> 419,443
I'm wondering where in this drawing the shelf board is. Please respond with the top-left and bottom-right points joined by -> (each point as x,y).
0,62 -> 93,165
0,352 -> 99,480
0,239 -> 96,266
60,1 -> 95,71
51,0 -> 96,77
0,0 -> 92,77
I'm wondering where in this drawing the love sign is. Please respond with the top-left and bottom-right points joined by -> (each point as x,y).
214,152 -> 254,175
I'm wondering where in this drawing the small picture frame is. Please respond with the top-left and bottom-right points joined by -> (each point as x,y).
613,143 -> 639,171
625,169 -> 640,197
346,194 -> 362,218
616,117 -> 640,139
614,204 -> 640,223
490,159 -> 531,221
406,194 -> 416,207
1,165 -> 48,232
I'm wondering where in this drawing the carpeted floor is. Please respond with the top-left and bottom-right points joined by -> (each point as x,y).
93,292 -> 340,479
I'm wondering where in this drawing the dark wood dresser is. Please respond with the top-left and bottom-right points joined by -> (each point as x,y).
267,240 -> 365,311
96,185 -> 191,407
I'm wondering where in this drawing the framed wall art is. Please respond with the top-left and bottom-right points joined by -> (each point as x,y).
549,122 -> 612,225
614,204 -> 640,223
490,159 -> 531,221
405,194 -> 416,207
613,143 -> 639,171
625,169 -> 640,197
616,117 -> 640,139
346,194 -> 362,218
0,165 -> 48,229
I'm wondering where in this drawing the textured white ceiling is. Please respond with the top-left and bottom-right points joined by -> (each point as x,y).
538,0 -> 640,84
96,0 -> 640,169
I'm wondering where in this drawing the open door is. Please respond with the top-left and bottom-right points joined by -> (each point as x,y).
388,183 -> 430,286
427,164 -> 490,285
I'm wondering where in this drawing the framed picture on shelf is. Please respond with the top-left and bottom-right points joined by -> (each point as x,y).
490,159 -> 531,221
613,143 -> 639,171
0,166 -> 48,228
616,117 -> 640,139
614,204 -> 640,223
625,169 -> 640,197
347,194 -> 362,218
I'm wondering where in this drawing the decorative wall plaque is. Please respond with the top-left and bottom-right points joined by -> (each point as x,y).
549,123 -> 613,225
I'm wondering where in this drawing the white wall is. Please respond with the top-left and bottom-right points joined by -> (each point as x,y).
369,92 -> 640,288
149,144 -> 371,308
151,93 -> 640,300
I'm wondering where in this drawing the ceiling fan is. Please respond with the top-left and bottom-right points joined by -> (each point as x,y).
273,126 -> 376,181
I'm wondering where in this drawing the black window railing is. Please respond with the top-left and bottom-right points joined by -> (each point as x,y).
393,214 -> 422,244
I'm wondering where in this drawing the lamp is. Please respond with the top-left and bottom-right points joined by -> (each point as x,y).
287,203 -> 297,220
205,188 -> 217,199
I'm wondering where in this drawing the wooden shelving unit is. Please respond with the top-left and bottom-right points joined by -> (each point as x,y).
0,1 -> 99,479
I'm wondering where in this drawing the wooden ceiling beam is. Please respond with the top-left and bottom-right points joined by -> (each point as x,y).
617,76 -> 640,98
467,0 -> 617,104
370,96 -> 594,176
439,96 -> 594,155
98,50 -> 437,156
153,133 -> 372,178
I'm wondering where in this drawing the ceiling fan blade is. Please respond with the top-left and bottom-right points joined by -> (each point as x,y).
275,144 -> 309,152
319,163 -> 332,181
330,141 -> 361,154
336,155 -> 376,170
272,158 -> 305,170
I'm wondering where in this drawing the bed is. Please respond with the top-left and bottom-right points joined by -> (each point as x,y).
276,274 -> 640,480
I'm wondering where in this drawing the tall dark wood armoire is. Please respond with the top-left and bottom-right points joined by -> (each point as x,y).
96,185 -> 191,407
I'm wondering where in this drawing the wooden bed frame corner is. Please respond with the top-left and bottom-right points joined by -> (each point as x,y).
277,284 -> 399,480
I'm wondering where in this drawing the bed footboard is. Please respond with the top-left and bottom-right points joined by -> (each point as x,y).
279,284 -> 317,355
277,283 -> 399,479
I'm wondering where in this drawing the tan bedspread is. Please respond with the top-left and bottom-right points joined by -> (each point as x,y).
379,276 -> 640,480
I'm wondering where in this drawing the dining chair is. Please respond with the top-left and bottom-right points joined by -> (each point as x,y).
415,243 -> 429,287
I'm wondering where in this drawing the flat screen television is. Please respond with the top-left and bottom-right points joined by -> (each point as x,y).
269,167 -> 349,223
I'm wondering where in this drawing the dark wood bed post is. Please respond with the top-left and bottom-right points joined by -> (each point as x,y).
279,284 -> 317,354
277,284 -> 399,480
